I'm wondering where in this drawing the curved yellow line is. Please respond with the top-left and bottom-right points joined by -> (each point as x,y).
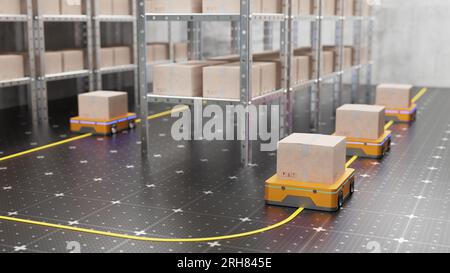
384,120 -> 394,131
411,87 -> 428,103
0,208 -> 303,243
345,156 -> 359,168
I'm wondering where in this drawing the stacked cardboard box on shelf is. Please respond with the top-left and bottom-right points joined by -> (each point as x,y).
294,47 -> 334,76
323,46 -> 355,69
146,0 -> 202,13
0,54 -> 25,81
37,0 -> 84,15
0,0 -> 23,15
203,0 -> 282,14
203,62 -> 277,99
292,0 -> 313,16
146,43 -> 169,62
322,0 -> 336,16
97,0 -> 131,15
99,46 -> 132,68
335,104 -> 385,140
375,84 -> 413,109
78,91 -> 128,120
277,133 -> 346,184
153,60 -> 226,97
174,42 -> 189,62
44,49 -> 84,75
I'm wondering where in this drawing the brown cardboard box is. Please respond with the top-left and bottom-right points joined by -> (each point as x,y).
147,0 -> 202,13
322,0 -> 336,16
97,0 -> 113,15
343,46 -> 354,68
154,61 -> 225,97
277,133 -> 346,184
255,62 -> 277,95
38,0 -> 61,15
292,0 -> 313,16
44,51 -> 63,75
62,50 -> 84,72
260,0 -> 282,14
0,0 -> 22,15
147,43 -> 169,62
114,46 -> 132,66
78,91 -> 128,120
322,50 -> 335,75
207,54 -> 240,63
203,0 -> 261,13
174,42 -> 189,62
99,47 -> 114,68
296,55 -> 311,82
344,0 -> 355,16
203,63 -> 261,99
112,0 -> 131,15
335,104 -> 385,140
61,0 -> 83,15
0,54 -> 25,81
376,84 -> 413,109
361,0 -> 370,17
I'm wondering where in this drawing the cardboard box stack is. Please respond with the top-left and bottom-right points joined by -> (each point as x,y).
97,0 -> 131,15
203,0 -> 282,14
38,0 -> 84,15
78,91 -> 128,120
292,0 -> 313,16
174,42 -> 189,63
0,54 -> 25,81
146,43 -> 169,62
0,0 -> 23,15
277,133 -> 346,184
322,0 -> 336,16
153,60 -> 226,97
44,49 -> 84,75
375,84 -> 413,109
343,46 -> 355,68
203,62 -> 277,99
322,50 -> 335,75
344,0 -> 355,16
335,104 -> 386,140
99,46 -> 132,68
146,0 -> 202,13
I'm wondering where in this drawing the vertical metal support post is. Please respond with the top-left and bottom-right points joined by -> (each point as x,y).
280,0 -> 292,137
310,0 -> 322,133
333,0 -> 345,114
351,0 -> 362,103
366,7 -> 374,104
26,0 -> 38,124
132,0 -> 140,111
231,21 -> 240,54
240,0 -> 252,166
188,21 -> 202,60
93,0 -> 102,90
86,0 -> 94,91
263,22 -> 274,51
136,0 -> 149,155
33,0 -> 49,124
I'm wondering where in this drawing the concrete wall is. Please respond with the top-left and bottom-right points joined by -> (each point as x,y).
373,0 -> 450,87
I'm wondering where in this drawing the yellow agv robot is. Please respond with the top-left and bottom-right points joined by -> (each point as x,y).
385,104 -> 417,123
70,113 -> 137,135
344,130 -> 392,159
265,168 -> 355,212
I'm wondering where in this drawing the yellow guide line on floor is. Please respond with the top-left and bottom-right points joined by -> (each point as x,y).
0,208 -> 304,243
0,106 -> 189,162
412,87 -> 428,104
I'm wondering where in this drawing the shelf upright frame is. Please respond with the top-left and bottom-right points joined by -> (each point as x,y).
26,0 -> 38,124
239,0 -> 253,166
310,0 -> 323,133
365,6 -> 375,104
351,0 -> 362,103
280,0 -> 293,137
33,0 -> 94,124
332,0 -> 345,114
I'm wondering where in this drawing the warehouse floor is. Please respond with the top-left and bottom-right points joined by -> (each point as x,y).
1,87 -> 450,253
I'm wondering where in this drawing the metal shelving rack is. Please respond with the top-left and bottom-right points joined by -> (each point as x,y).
0,0 -> 38,123
136,0 -> 374,166
33,0 -> 94,123
92,0 -> 138,102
